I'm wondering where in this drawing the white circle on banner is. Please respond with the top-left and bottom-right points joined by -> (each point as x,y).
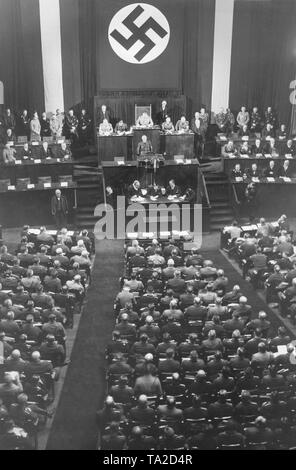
108,3 -> 170,64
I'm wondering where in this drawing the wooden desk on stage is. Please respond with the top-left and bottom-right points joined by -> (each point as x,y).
132,127 -> 161,157
0,159 -> 74,185
102,159 -> 199,199
97,133 -> 133,163
161,132 -> 195,158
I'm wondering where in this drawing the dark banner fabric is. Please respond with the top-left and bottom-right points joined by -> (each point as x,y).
0,0 -> 44,113
229,0 -> 296,127
96,0 -> 185,90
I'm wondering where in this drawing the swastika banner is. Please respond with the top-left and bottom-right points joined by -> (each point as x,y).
96,0 -> 185,90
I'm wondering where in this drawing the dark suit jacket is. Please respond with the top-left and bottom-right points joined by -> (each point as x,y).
156,107 -> 169,125
39,147 -> 52,160
97,109 -> 111,124
51,195 -> 68,216
128,184 -> 141,199
278,165 -> 292,178
247,169 -> 261,179
166,185 -> 181,196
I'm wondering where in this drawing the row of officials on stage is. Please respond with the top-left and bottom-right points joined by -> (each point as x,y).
230,160 -> 294,180
215,105 -> 283,135
1,140 -> 71,165
0,108 -> 92,145
222,137 -> 296,158
96,101 -> 209,138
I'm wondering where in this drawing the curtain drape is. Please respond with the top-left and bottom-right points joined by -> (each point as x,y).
182,0 -> 215,118
229,0 -> 296,129
0,0 -> 45,114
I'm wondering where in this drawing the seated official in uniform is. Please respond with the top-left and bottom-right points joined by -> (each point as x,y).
262,123 -> 275,140
58,141 -> 72,160
263,160 -> 278,178
276,124 -> 288,140
166,179 -> 181,197
264,137 -> 279,157
222,140 -> 237,157
99,119 -> 113,136
238,124 -> 250,138
128,180 -> 141,199
2,143 -> 16,165
282,139 -> 295,157
114,120 -> 128,134
231,163 -> 243,179
236,106 -> 250,128
39,141 -> 52,160
21,143 -> 33,161
162,116 -> 175,133
251,138 -> 264,156
247,163 -> 261,179
175,116 -> 189,133
137,135 -> 153,156
239,141 -> 251,157
278,160 -> 293,178
249,107 -> 262,134
136,112 -> 153,128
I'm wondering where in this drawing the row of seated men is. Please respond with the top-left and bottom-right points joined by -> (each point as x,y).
0,108 -> 92,146
96,237 -> 296,450
1,141 -> 72,166
230,160 -> 294,180
0,225 -> 94,449
215,106 -> 283,136
222,137 -> 296,158
97,102 -> 209,134
223,216 -> 296,322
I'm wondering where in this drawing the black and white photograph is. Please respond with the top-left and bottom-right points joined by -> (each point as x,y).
0,0 -> 296,455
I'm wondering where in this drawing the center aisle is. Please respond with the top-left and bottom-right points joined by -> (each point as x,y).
46,239 -> 124,450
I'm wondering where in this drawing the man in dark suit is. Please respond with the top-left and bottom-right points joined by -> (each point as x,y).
39,141 -> 52,160
282,139 -> 295,157
128,180 -> 141,199
156,100 -> 169,126
51,189 -> 69,229
137,135 -> 153,156
64,109 -> 79,144
251,138 -> 264,156
263,160 -> 278,178
40,112 -> 51,138
247,163 -> 261,179
231,163 -> 243,179
166,179 -> 181,197
78,109 -> 92,145
97,104 -> 110,125
278,160 -> 293,178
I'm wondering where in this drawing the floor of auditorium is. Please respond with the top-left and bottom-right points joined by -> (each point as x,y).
3,225 -> 296,450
